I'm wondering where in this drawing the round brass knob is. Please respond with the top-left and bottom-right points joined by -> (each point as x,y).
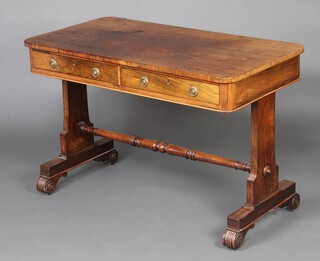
140,76 -> 149,87
49,59 -> 57,69
189,86 -> 198,97
92,68 -> 100,78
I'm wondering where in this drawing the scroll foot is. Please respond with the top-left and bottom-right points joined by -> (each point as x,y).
106,149 -> 118,165
36,172 -> 67,194
285,193 -> 300,211
38,139 -> 114,193
96,149 -> 118,165
222,229 -> 247,250
223,180 -> 298,249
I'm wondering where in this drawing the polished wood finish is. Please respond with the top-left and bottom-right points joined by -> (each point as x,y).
248,93 -> 278,204
60,81 -> 94,155
221,94 -> 299,249
36,80 -> 118,194
79,122 -> 250,172
121,68 -> 220,108
31,50 -> 118,85
228,180 -> 297,231
222,94 -> 300,249
38,139 -> 116,194
222,180 -> 299,250
24,17 -> 303,83
25,17 -> 304,112
25,17 -> 303,249
222,57 -> 300,111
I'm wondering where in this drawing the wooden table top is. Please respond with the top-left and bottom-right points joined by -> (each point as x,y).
25,17 -> 304,112
25,17 -> 303,83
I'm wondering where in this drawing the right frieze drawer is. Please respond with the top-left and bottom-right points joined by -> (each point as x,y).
120,68 -> 220,105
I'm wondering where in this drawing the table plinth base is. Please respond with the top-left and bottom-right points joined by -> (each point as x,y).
222,180 -> 300,250
37,139 -> 116,194
31,82 -> 300,249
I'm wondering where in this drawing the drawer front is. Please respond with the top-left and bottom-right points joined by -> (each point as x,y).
121,68 -> 219,105
30,50 -> 118,84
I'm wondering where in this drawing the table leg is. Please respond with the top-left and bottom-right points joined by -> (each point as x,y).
222,93 -> 300,249
36,81 -> 118,194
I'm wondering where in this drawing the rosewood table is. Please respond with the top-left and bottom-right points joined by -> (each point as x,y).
25,17 -> 304,250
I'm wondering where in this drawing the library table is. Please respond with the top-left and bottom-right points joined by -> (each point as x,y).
25,17 -> 304,249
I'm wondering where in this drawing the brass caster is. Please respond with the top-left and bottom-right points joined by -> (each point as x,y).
36,172 -> 67,194
287,193 -> 300,211
222,229 -> 245,250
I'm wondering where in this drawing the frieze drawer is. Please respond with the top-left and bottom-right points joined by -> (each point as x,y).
30,50 -> 118,85
121,68 -> 220,105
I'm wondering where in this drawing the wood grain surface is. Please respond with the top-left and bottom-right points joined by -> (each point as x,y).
25,17 -> 304,83
25,18 -> 303,248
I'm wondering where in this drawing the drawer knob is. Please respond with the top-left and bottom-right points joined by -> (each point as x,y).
189,86 -> 198,97
140,76 -> 149,87
92,68 -> 100,78
49,59 -> 57,69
